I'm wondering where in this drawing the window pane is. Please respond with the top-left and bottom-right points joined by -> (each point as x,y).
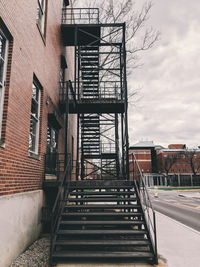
32,83 -> 39,101
0,33 -> 6,59
0,59 -> 4,85
31,99 -> 39,118
0,32 -> 6,85
38,0 -> 45,9
37,0 -> 46,34
29,80 -> 41,153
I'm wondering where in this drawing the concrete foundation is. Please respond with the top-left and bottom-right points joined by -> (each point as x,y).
0,190 -> 44,267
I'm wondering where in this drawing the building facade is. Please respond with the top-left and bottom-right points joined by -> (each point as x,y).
157,145 -> 200,186
129,142 -> 200,187
0,1 -> 76,266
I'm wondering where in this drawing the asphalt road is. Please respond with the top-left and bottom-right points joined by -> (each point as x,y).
148,189 -> 200,231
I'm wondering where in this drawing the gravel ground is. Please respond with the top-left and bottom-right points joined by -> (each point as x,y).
10,237 -> 50,267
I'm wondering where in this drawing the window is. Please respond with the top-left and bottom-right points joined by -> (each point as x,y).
29,80 -> 41,153
37,0 -> 47,35
46,125 -> 58,154
0,29 -> 8,137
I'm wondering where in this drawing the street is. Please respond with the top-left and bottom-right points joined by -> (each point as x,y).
148,189 -> 200,231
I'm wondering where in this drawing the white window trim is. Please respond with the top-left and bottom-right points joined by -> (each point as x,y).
29,82 -> 41,154
0,29 -> 8,139
37,0 -> 46,35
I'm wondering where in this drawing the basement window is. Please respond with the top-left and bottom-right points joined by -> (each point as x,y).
29,79 -> 41,154
36,0 -> 47,36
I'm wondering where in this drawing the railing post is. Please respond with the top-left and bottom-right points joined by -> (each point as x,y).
153,212 -> 158,264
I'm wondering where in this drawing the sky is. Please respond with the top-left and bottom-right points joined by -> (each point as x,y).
128,0 -> 200,148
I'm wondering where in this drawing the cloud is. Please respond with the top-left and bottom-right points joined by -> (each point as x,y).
129,0 -> 200,148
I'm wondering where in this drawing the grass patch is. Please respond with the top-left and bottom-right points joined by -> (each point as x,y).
150,187 -> 200,191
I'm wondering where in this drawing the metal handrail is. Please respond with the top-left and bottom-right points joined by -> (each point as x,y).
49,156 -> 72,264
129,153 -> 158,263
62,8 -> 99,24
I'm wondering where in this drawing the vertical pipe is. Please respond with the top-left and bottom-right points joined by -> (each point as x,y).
121,113 -> 125,177
64,81 -> 69,170
76,114 -> 80,180
122,23 -> 130,180
115,113 -> 120,178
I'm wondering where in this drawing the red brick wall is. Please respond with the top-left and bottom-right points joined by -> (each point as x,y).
0,0 -> 76,195
168,144 -> 186,149
157,151 -> 200,174
129,148 -> 152,174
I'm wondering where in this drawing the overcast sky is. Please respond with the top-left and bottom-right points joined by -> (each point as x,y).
128,0 -> 200,148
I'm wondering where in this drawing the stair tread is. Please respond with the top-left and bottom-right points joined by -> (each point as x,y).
70,185 -> 133,189
66,197 -> 137,202
57,229 -> 146,235
65,204 -> 140,209
70,191 -> 135,196
52,251 -> 153,258
55,240 -> 150,246
60,220 -> 143,225
62,212 -> 143,216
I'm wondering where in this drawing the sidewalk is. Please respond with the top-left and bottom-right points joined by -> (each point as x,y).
57,212 -> 200,267
177,191 -> 200,199
156,212 -> 200,267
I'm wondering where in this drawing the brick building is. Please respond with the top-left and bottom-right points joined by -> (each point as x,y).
157,145 -> 200,186
129,140 -> 159,173
129,142 -> 200,187
0,0 -> 77,265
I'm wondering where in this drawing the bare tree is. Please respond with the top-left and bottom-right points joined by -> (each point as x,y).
83,0 -> 160,68
162,154 -> 179,178
184,149 -> 200,177
72,0 -> 160,99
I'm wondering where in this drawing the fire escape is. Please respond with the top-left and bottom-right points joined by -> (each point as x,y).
49,7 -> 158,266
61,8 -> 129,181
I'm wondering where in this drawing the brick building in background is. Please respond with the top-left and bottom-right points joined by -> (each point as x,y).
129,142 -> 200,187
0,0 -> 76,265
129,141 -> 159,174
157,144 -> 200,186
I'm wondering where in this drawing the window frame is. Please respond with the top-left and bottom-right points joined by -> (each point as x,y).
29,80 -> 41,154
36,0 -> 47,37
0,28 -> 8,139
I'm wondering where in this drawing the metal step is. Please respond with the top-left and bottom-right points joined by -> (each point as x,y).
82,81 -> 99,85
69,185 -> 133,190
81,58 -> 99,62
62,212 -> 143,217
81,67 -> 99,72
81,75 -> 99,79
60,220 -> 143,225
81,62 -> 99,66
66,197 -> 137,202
55,239 -> 150,246
81,119 -> 100,123
69,191 -> 135,196
57,229 -> 146,235
82,87 -> 99,90
79,46 -> 99,51
52,251 -> 154,259
79,53 -> 99,57
65,204 -> 140,209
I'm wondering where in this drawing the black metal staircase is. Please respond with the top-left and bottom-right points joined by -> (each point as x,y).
51,180 -> 155,264
49,7 -> 158,266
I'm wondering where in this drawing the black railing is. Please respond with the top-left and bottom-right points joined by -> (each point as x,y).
60,80 -> 77,104
49,156 -> 72,265
45,153 -> 65,178
129,153 -> 158,263
62,8 -> 99,24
